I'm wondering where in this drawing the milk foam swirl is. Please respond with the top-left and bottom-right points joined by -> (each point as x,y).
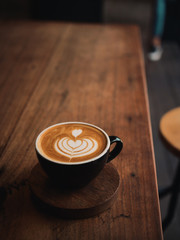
37,123 -> 108,163
54,129 -> 98,159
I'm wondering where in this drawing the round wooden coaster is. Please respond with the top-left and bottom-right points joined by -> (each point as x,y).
29,163 -> 120,219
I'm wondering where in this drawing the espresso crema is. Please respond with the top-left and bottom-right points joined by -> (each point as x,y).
37,123 -> 107,163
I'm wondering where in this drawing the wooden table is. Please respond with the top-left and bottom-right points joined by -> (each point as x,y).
0,21 -> 163,240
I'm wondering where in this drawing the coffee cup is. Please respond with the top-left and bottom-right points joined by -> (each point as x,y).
35,122 -> 123,188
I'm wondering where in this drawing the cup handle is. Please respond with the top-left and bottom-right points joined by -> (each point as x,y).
107,136 -> 123,163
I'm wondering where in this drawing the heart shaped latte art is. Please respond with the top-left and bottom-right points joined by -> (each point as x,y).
54,129 -> 98,159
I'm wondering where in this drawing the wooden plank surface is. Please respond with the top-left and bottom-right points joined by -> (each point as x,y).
0,21 -> 163,240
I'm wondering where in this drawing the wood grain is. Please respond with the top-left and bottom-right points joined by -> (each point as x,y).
0,21 -> 163,240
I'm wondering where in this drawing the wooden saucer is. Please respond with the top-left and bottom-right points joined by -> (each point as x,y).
29,163 -> 120,219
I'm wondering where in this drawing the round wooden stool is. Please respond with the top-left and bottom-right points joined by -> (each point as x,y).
159,107 -> 180,230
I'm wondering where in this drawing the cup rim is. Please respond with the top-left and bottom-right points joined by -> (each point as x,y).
35,121 -> 110,165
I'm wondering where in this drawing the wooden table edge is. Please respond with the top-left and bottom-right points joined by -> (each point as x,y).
137,28 -> 163,239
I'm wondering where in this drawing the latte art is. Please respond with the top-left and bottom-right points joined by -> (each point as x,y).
55,135 -> 98,158
55,128 -> 98,159
37,123 -> 107,163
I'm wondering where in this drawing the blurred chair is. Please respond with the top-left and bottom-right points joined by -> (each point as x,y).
159,107 -> 180,231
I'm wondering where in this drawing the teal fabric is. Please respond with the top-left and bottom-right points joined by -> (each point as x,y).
154,0 -> 166,37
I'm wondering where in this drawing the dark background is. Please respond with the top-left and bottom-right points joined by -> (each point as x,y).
163,0 -> 180,44
0,0 -> 180,46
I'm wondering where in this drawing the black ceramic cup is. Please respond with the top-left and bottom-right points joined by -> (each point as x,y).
35,122 -> 123,188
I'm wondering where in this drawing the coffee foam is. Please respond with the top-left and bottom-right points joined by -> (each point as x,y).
54,135 -> 98,158
36,123 -> 108,164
